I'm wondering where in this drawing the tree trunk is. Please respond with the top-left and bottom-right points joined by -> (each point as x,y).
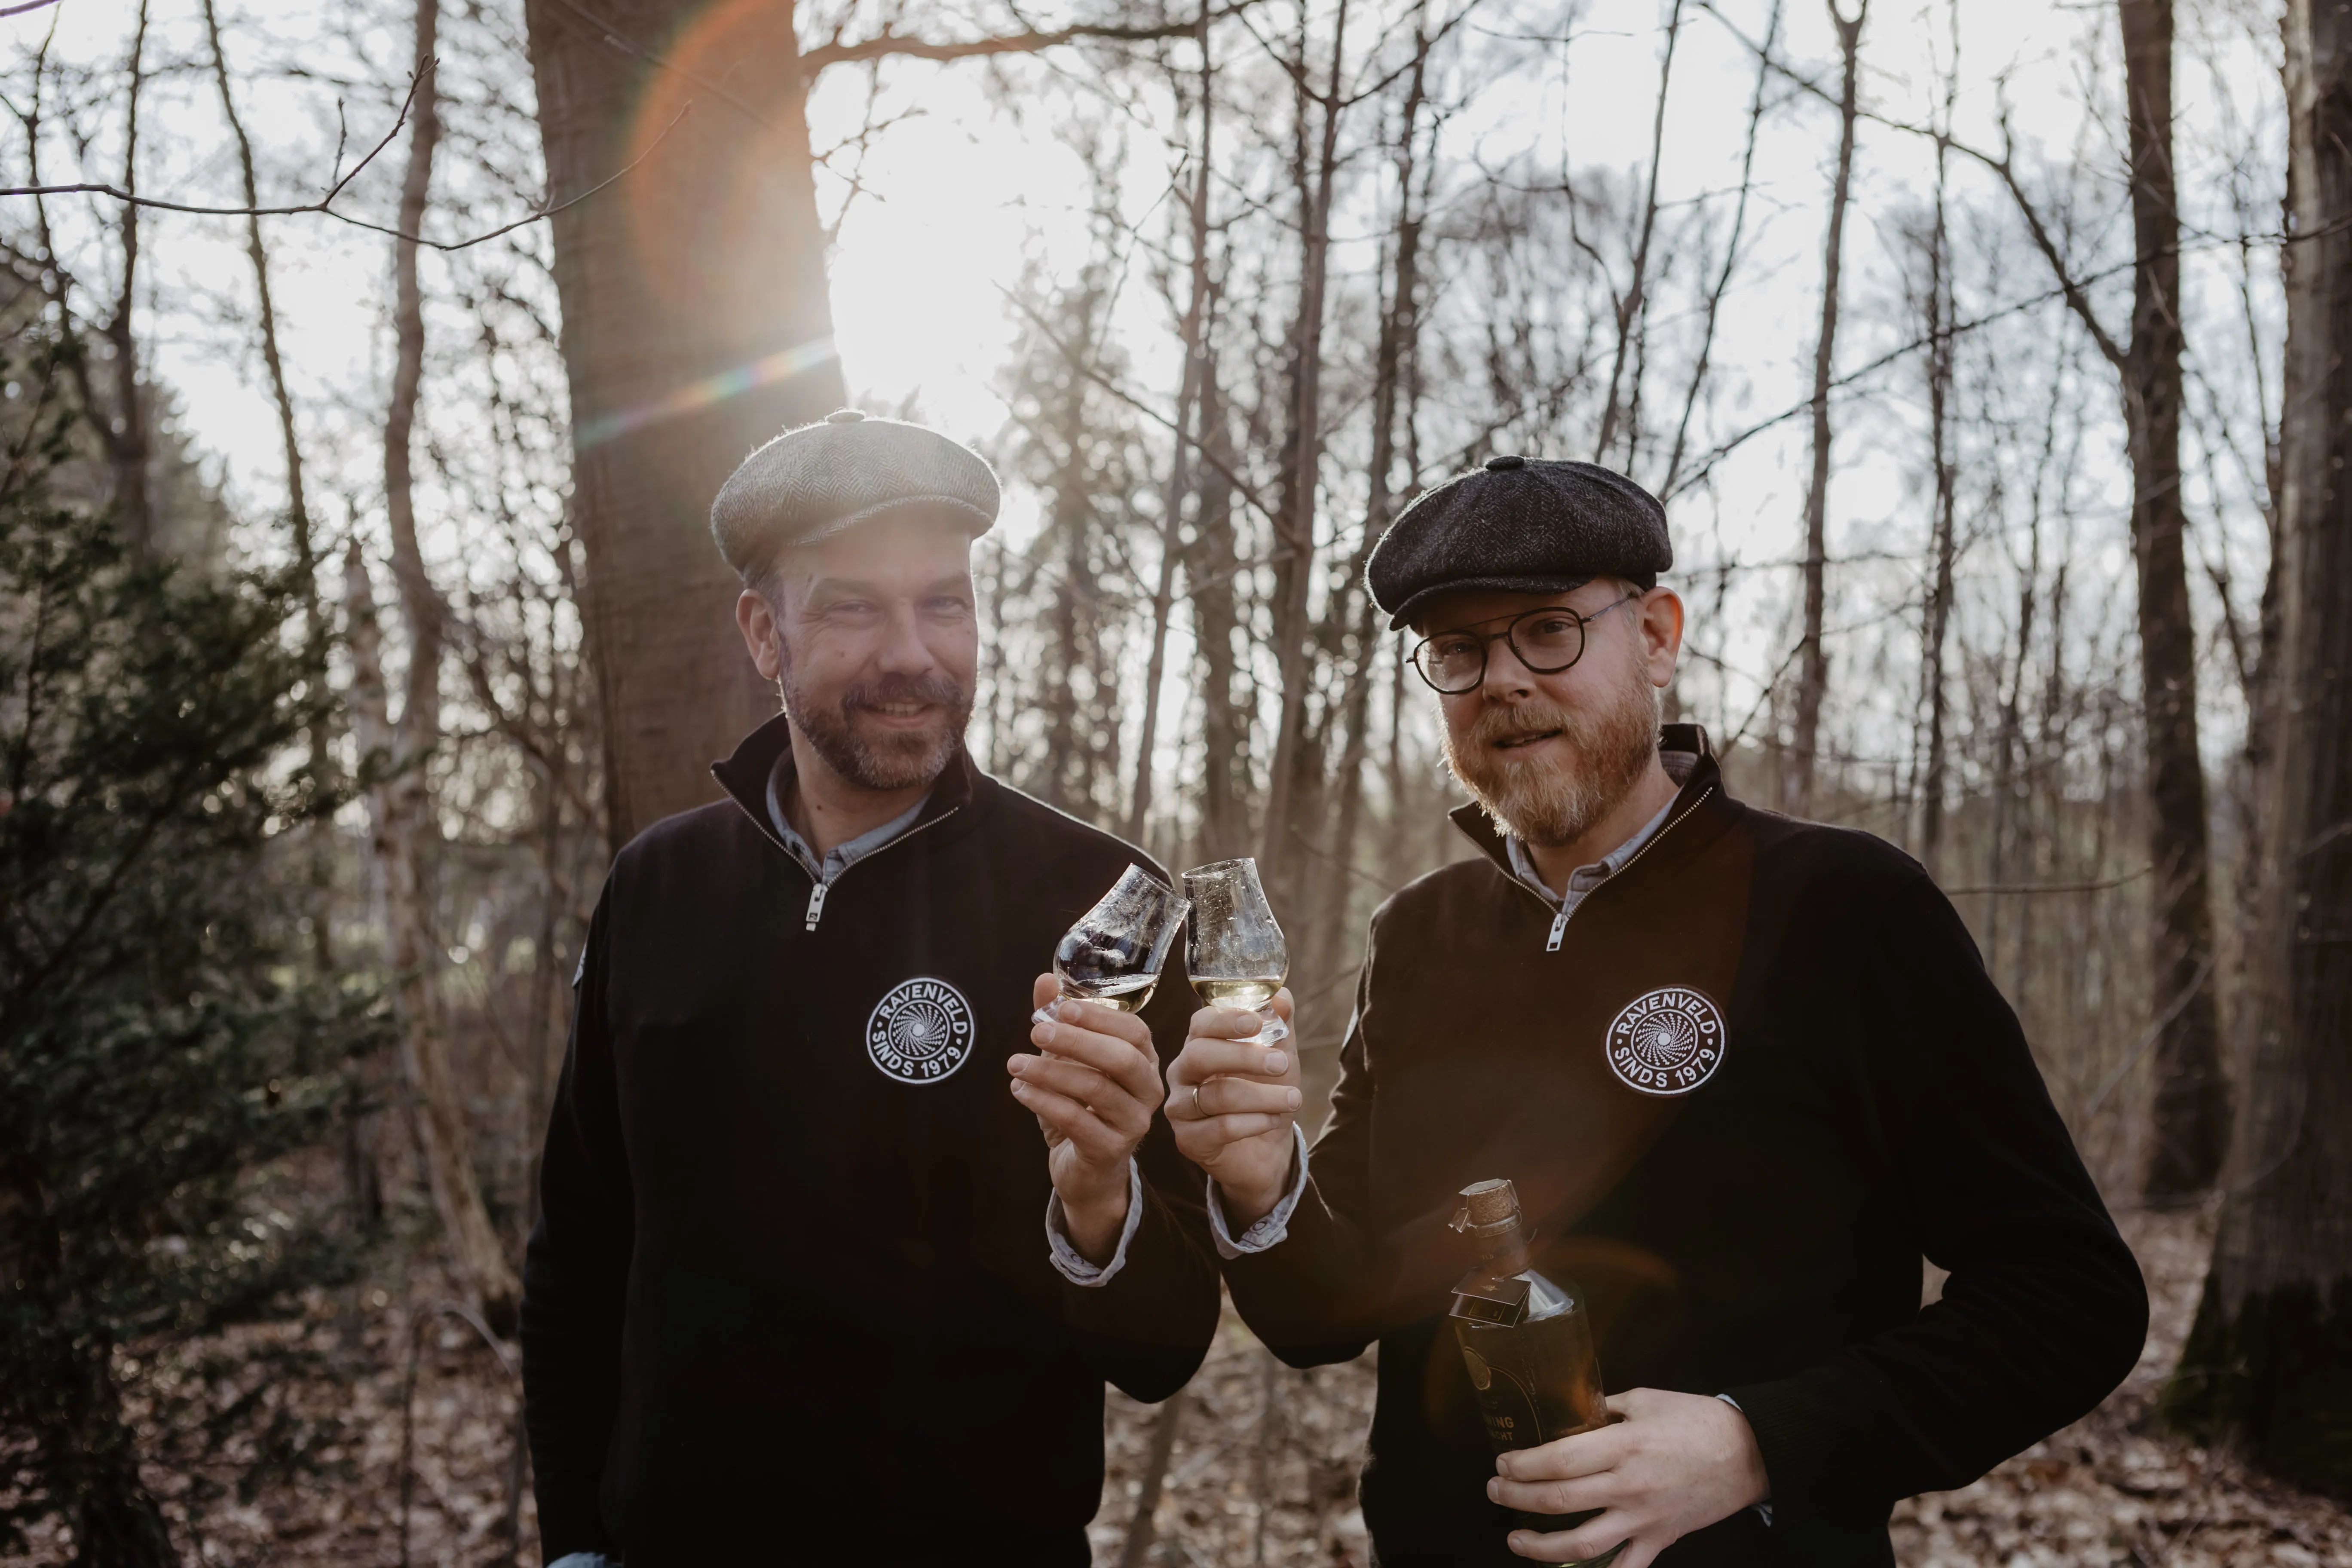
102,3 -> 153,559
1259,0 -> 1350,885
523,0 -> 845,852
2119,0 -> 2229,1200
1128,6 -> 1216,845
1591,0 -> 1684,467
1916,36 -> 1957,872
2162,0 -> 2352,1497
346,546 -> 522,1328
1191,368 -> 1250,862
1785,0 -> 1864,819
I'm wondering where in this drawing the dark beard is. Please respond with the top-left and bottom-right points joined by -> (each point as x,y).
779,656 -> 973,792
1442,646 -> 1660,848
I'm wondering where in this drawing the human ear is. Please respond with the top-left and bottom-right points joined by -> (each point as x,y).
1638,588 -> 1684,688
736,589 -> 784,682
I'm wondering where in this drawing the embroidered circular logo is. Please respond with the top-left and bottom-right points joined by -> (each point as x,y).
866,977 -> 976,1084
1604,986 -> 1727,1096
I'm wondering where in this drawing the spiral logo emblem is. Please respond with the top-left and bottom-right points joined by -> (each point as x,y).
866,977 -> 975,1084
1604,986 -> 1726,1097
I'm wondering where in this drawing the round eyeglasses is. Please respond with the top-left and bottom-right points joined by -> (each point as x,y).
1409,594 -> 1642,695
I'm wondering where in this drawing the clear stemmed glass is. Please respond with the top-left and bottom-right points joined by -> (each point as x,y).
1182,857 -> 1290,1044
1035,864 -> 1192,1022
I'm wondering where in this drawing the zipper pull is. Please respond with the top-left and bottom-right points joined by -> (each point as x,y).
805,881 -> 829,931
1546,908 -> 1569,952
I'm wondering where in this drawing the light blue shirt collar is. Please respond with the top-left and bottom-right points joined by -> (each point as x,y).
1505,791 -> 1678,916
765,749 -> 931,886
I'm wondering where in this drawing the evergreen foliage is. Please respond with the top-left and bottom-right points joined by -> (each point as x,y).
0,340 -> 386,1564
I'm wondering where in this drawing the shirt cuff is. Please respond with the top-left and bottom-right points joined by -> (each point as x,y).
1713,1393 -> 1774,1527
1045,1158 -> 1144,1287
1207,1124 -> 1311,1259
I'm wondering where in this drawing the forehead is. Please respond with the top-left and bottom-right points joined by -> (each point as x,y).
1412,584 -> 1607,636
777,505 -> 975,592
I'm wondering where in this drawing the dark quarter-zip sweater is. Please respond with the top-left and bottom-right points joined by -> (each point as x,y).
521,715 -> 1221,1566
1222,726 -> 2149,1567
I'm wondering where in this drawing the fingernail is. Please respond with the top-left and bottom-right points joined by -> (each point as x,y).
1285,1088 -> 1302,1109
1266,1050 -> 1288,1073
1011,1081 -> 1029,1096
1487,1479 -> 1500,1501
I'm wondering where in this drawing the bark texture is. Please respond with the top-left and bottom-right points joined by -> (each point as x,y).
2119,0 -> 2230,1199
2163,0 -> 2352,1499
523,0 -> 845,851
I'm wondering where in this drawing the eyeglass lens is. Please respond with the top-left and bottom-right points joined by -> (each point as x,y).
1417,607 -> 1588,692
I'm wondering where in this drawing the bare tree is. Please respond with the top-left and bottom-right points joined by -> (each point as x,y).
1783,0 -> 1864,819
2163,0 -> 2352,1497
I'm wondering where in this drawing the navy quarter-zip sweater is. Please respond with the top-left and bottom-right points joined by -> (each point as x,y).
1221,726 -> 2149,1566
521,716 -> 1221,1565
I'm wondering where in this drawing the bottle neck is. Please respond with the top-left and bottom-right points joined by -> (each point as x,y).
1472,1219 -> 1531,1278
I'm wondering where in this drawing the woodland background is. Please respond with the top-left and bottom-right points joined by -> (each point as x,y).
1,0 -> 2349,1561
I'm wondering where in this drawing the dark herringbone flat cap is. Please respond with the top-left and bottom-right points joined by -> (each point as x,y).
1365,455 -> 1672,628
710,409 -> 1000,576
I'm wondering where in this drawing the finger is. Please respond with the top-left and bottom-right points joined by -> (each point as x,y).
1174,1111 -> 1294,1145
1008,1079 -> 1132,1163
1186,1004 -> 1274,1041
1009,1054 -> 1151,1135
1170,1038 -> 1294,1085
1038,994 -> 1155,1052
1192,1076 -> 1302,1119
1032,1016 -> 1161,1099
1489,1473 -> 1612,1516
1270,986 -> 1295,1022
1496,1426 -> 1626,1482
1507,1516 -> 1631,1564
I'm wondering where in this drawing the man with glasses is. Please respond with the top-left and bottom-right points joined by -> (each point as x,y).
1166,456 -> 2147,1566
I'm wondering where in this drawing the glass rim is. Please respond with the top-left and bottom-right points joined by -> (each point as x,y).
1179,856 -> 1261,880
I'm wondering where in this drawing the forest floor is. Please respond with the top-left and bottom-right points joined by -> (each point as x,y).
15,1207 -> 2349,1566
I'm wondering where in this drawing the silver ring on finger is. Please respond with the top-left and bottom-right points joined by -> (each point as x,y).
1188,1083 -> 1203,1118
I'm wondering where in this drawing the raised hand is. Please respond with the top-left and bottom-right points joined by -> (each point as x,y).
1164,989 -> 1302,1230
1009,972 -> 1167,1263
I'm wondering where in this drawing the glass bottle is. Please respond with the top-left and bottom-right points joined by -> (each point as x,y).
1448,1178 -> 1624,1568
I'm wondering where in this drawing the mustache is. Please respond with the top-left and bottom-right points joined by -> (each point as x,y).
1466,701 -> 1579,751
840,671 -> 966,714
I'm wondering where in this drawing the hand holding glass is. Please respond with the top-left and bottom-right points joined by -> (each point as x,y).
1182,858 -> 1290,1045
1036,864 -> 1191,1023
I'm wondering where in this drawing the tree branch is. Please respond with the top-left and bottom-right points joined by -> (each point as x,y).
799,10 -> 1245,75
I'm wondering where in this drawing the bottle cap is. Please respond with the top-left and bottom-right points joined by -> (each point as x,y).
1450,1178 -> 1522,1240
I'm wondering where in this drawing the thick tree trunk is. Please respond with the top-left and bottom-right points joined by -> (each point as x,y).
523,0 -> 845,852
1785,0 -> 1863,819
2120,0 -> 2230,1199
2162,0 -> 2352,1498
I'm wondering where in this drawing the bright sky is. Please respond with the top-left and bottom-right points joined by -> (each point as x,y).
6,0 -> 2282,775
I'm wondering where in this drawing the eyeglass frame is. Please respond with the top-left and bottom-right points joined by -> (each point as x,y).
1407,591 -> 1646,695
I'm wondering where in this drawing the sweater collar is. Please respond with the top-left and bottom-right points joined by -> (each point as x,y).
1449,722 -> 1732,890
710,710 -> 983,857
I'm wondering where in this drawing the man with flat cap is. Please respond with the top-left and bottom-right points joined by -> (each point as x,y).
1167,456 -> 2148,1566
521,410 -> 1220,1565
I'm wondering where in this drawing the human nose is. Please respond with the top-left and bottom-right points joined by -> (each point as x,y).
1479,628 -> 1538,697
874,602 -> 936,674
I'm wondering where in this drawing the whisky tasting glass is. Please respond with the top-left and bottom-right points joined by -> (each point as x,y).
1036,864 -> 1192,1022
1181,857 -> 1290,1045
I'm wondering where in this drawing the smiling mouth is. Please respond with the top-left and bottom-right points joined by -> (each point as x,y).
860,701 -> 937,721
1493,729 -> 1563,751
